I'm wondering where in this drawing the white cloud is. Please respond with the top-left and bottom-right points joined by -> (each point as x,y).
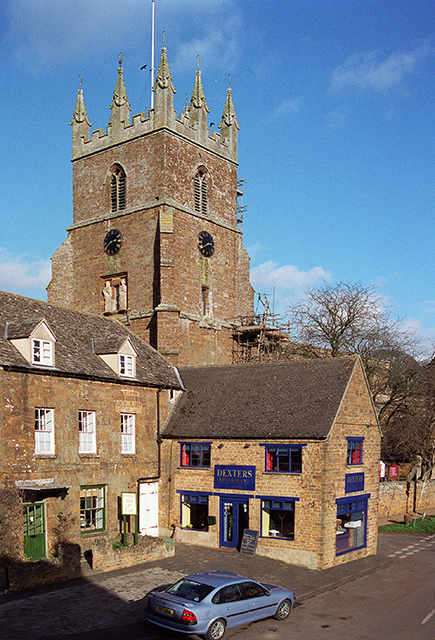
0,249 -> 51,293
3,0 -> 238,74
250,260 -> 331,315
331,41 -> 434,92
271,97 -> 301,120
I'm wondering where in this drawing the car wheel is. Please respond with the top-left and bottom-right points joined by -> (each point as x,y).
204,618 -> 226,640
273,598 -> 292,620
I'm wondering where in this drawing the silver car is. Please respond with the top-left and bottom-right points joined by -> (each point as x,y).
145,570 -> 295,639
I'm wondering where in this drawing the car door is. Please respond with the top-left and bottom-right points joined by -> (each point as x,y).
212,583 -> 248,629
241,580 -> 276,623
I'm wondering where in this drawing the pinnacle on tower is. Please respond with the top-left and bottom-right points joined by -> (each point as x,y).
219,76 -> 239,158
70,77 -> 91,152
188,56 -> 209,135
153,43 -> 176,128
108,53 -> 131,136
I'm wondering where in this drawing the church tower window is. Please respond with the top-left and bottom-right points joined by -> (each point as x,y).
111,166 -> 126,212
194,169 -> 207,216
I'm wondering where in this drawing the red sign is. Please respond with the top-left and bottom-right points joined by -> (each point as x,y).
389,463 -> 398,478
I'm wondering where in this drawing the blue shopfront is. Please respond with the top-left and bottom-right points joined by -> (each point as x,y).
215,465 -> 255,550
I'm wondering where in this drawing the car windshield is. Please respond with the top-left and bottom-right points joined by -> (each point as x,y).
165,578 -> 215,602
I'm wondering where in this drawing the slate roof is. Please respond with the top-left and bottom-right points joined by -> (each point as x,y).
0,291 -> 182,389
162,357 -> 361,440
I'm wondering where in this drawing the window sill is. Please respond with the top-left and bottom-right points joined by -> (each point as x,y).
34,453 -> 57,458
260,534 -> 294,541
121,453 -> 137,457
263,471 -> 302,475
181,527 -> 209,533
179,466 -> 211,470
80,529 -> 107,536
79,453 -> 99,458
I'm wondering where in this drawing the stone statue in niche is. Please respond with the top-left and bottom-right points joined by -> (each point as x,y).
119,278 -> 127,310
103,281 -> 113,313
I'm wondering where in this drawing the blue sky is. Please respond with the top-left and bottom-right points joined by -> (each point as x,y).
1,0 -> 434,346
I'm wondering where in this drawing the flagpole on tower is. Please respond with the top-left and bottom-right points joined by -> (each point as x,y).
150,0 -> 155,109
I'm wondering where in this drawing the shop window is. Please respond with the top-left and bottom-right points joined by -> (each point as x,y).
347,438 -> 364,465
263,445 -> 302,473
181,492 -> 209,530
121,413 -> 135,454
180,442 -> 211,467
260,498 -> 296,539
79,410 -> 96,454
34,408 -> 54,454
80,485 -> 105,532
336,495 -> 368,555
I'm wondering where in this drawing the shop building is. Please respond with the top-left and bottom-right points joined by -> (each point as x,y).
160,357 -> 381,570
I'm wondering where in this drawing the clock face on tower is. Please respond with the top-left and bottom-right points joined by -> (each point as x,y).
104,229 -> 123,255
198,230 -> 214,257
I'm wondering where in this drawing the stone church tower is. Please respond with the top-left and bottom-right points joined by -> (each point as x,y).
48,47 -> 254,366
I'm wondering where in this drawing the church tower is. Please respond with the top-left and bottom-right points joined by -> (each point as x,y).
48,48 -> 254,366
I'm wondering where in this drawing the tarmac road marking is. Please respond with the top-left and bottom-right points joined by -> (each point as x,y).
421,608 -> 435,625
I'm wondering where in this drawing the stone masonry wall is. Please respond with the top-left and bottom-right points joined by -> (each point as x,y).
379,480 -> 435,517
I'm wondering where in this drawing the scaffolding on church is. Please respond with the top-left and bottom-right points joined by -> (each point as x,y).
232,293 -> 291,363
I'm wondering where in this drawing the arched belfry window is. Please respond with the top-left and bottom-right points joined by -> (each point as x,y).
194,168 -> 208,216
111,166 -> 126,212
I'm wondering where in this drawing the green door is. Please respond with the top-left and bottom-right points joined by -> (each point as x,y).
23,503 -> 46,560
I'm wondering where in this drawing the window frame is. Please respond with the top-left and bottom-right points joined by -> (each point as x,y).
180,442 -> 211,468
34,408 -> 54,454
347,437 -> 364,465
119,353 -> 135,378
261,444 -> 304,474
121,413 -> 135,454
79,410 -> 96,454
32,338 -> 53,366
258,494 -> 298,540
336,494 -> 369,555
179,491 -> 211,531
80,485 -> 106,533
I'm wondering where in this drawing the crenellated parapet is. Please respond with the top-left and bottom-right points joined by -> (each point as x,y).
71,46 -> 239,163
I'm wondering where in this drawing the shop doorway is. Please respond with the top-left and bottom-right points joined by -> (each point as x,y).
219,497 -> 249,549
23,502 -> 46,561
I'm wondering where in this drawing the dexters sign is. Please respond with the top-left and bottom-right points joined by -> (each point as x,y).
214,465 -> 256,491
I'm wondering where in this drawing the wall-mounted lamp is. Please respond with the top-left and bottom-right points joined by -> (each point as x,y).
217,443 -> 224,449
243,444 -> 250,449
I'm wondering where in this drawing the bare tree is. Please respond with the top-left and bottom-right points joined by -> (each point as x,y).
287,281 -> 434,463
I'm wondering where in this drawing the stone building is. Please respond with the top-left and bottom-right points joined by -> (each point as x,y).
0,291 -> 182,561
47,47 -> 254,368
159,357 -> 381,570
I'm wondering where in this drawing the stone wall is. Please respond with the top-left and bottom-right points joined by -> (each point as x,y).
379,480 -> 435,517
89,535 -> 175,573
6,543 -> 81,592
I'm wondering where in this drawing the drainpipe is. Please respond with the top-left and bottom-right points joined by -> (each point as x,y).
156,387 -> 163,478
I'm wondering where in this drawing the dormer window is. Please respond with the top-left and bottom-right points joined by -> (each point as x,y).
7,319 -> 56,368
96,337 -> 137,379
32,339 -> 53,366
